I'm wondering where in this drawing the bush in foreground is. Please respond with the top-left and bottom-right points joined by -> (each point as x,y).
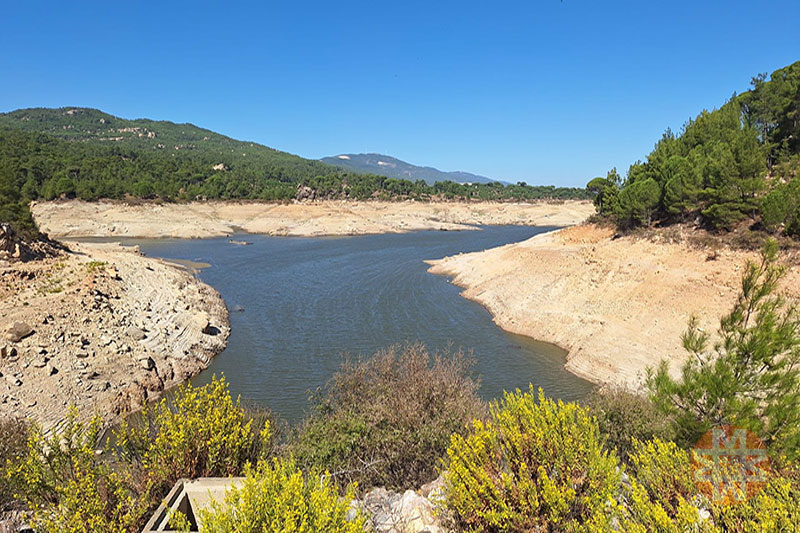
8,408 -> 149,533
444,386 -> 620,532
0,417 -> 29,511
175,457 -> 364,532
114,375 -> 272,497
584,386 -> 674,464
292,343 -> 485,491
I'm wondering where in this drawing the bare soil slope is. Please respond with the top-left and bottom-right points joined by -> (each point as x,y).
427,224 -> 800,388
0,243 -> 229,432
31,200 -> 594,239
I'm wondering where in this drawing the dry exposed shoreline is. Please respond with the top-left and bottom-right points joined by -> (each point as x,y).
427,224 -> 800,388
31,200 -> 595,239
0,242 -> 229,432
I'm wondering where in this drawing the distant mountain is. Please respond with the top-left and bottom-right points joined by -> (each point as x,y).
321,153 -> 504,185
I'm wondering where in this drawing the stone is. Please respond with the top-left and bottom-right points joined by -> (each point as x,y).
4,374 -> 22,387
32,358 -> 48,368
126,325 -> 147,341
139,357 -> 155,371
5,321 -> 33,343
46,364 -> 58,376
75,351 -> 89,359
193,312 -> 210,333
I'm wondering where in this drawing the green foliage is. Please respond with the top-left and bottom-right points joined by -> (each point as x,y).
647,239 -> 800,459
628,438 -> 695,516
7,407 -> 150,533
114,375 -> 271,496
192,458 -> 364,532
762,173 -> 800,236
444,387 -> 621,532
710,474 -> 800,532
0,107 -> 590,236
584,387 -> 674,463
0,418 -> 29,511
292,344 -> 484,491
590,61 -> 800,233
617,177 -> 660,226
586,168 -> 621,215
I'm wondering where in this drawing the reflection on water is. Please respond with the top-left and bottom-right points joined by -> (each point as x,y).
114,226 -> 593,423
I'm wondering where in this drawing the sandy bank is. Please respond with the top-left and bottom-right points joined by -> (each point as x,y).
31,200 -> 594,239
0,243 -> 229,432
427,224 -> 800,388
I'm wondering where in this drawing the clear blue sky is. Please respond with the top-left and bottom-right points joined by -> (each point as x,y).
2,1 -> 798,187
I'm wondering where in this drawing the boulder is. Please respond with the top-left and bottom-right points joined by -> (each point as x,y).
139,357 -> 155,371
5,321 -> 33,343
125,325 -> 147,341
355,486 -> 444,533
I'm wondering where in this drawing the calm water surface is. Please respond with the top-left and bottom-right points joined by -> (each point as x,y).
122,226 -> 592,423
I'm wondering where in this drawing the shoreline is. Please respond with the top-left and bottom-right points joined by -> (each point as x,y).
0,242 -> 229,432
31,199 -> 595,239
427,224 -> 800,389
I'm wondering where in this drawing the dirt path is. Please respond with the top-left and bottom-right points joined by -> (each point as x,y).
0,243 -> 229,432
427,225 -> 800,388
31,200 -> 595,239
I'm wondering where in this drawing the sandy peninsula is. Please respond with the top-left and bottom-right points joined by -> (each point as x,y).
0,242 -> 229,432
427,224 -> 800,388
31,200 -> 595,239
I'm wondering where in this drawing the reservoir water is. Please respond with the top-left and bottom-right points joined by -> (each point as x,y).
125,226 -> 593,423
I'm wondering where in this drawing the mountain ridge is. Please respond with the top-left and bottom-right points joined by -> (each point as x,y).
321,153 -> 504,185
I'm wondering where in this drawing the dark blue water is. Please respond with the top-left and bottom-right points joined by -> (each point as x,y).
126,226 -> 592,423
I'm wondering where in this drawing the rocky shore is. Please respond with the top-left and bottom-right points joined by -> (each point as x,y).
0,242 -> 229,432
31,200 -> 594,239
427,224 -> 800,388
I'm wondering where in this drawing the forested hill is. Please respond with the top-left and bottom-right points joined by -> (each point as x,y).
588,60 -> 800,238
321,153 -> 501,185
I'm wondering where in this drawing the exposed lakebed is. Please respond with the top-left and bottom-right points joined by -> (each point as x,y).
114,226 -> 592,422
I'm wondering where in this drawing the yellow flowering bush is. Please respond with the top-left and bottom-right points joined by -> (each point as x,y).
444,386 -> 621,532
7,407 -> 150,533
115,375 -> 271,495
191,457 -> 364,532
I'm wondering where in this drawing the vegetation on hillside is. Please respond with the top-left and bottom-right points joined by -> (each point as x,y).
0,107 -> 589,238
588,60 -> 800,236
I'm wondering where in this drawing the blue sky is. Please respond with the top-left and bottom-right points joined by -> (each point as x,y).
2,1 -> 798,187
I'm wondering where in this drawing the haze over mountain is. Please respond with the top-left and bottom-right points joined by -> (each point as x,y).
321,153 -> 504,186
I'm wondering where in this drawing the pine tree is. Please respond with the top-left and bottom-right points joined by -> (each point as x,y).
647,239 -> 800,459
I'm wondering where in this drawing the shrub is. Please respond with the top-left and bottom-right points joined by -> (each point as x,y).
114,375 -> 271,496
628,438 -> 695,516
584,387 -> 674,463
444,386 -> 621,532
186,457 -> 364,532
0,418 -> 29,511
7,407 -> 150,533
710,473 -> 800,531
292,344 -> 484,491
648,239 -> 800,459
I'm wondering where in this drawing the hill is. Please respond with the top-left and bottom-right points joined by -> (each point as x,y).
0,107 -> 589,239
321,153 -> 502,185
588,60 -> 800,239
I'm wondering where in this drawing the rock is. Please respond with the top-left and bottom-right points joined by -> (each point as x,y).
3,374 -> 22,387
46,364 -> 58,376
75,351 -> 89,359
32,358 -> 48,368
5,321 -> 33,343
125,325 -> 147,341
356,486 -> 443,533
139,357 -> 155,371
193,312 -> 210,333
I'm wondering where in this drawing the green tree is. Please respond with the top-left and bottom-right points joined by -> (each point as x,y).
647,239 -> 800,459
617,177 -> 660,226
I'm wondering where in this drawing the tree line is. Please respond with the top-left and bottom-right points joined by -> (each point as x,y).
0,107 -> 589,239
588,60 -> 800,236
